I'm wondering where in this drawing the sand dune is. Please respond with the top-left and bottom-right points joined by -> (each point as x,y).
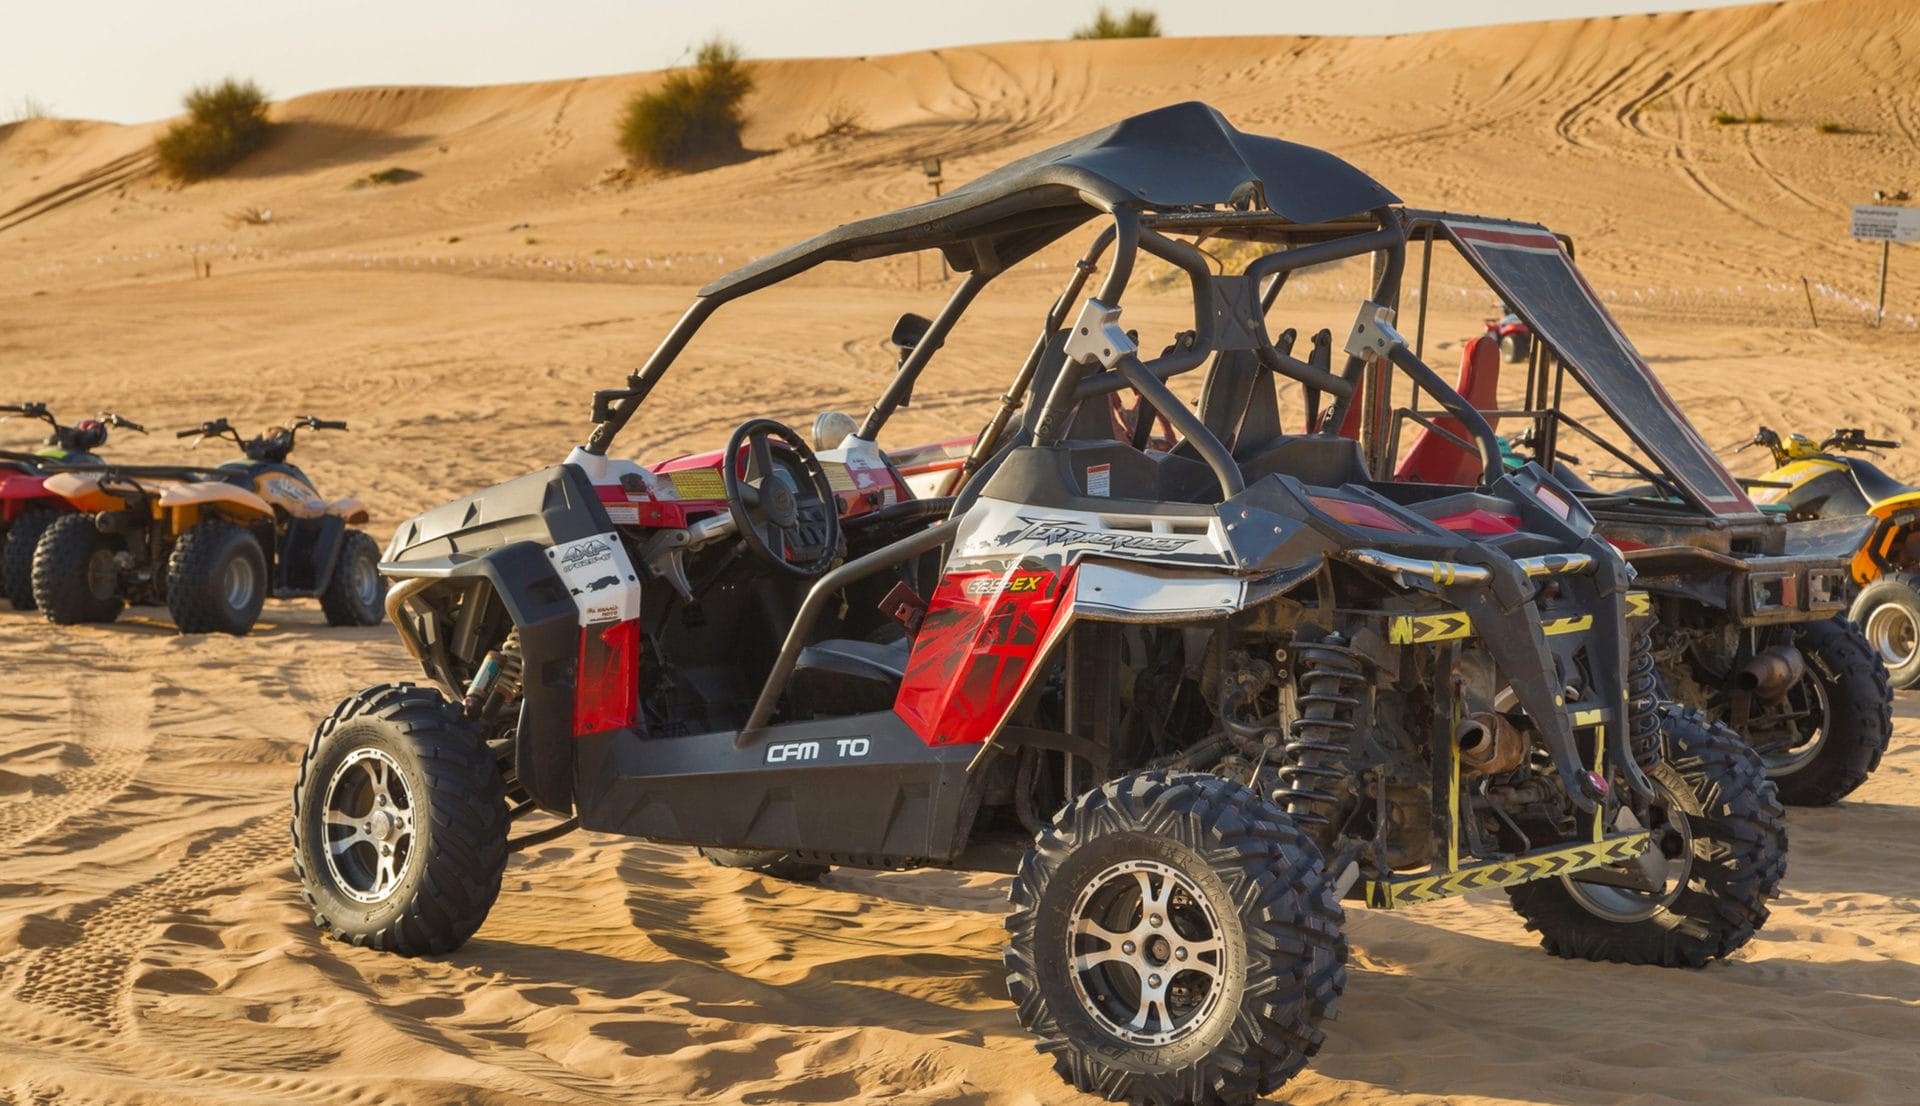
3,0 -> 1920,1102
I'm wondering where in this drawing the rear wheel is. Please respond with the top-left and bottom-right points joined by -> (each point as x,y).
1752,618 -> 1891,806
1506,706 -> 1785,968
166,517 -> 267,635
1006,772 -> 1346,1105
31,512 -> 125,624
292,683 -> 507,955
1850,573 -> 1920,689
1498,331 -> 1530,363
2,507 -> 57,609
320,528 -> 386,626
697,847 -> 828,882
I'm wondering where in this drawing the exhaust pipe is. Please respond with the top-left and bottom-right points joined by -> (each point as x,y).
1457,712 -> 1527,777
1734,645 -> 1805,701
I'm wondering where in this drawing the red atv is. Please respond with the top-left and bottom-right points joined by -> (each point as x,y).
1485,309 -> 1531,364
0,402 -> 145,610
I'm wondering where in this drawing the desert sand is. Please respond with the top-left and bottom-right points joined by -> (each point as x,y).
3,0 -> 1919,1102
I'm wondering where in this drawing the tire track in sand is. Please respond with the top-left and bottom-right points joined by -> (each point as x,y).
0,666 -> 156,850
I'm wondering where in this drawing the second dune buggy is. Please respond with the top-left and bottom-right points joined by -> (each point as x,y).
290,105 -> 1784,1106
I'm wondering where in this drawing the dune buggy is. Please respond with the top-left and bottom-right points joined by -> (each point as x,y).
33,416 -> 384,634
292,104 -> 1784,1106
0,402 -> 145,610
1326,218 -> 1890,806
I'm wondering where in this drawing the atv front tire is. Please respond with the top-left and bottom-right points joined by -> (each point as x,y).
292,683 -> 507,955
320,528 -> 386,626
1850,573 -> 1920,689
1499,331 -> 1531,363
697,847 -> 829,882
1507,706 -> 1786,968
31,512 -> 125,624
166,517 -> 267,635
2,507 -> 56,609
1764,617 -> 1892,806
1006,772 -> 1347,1105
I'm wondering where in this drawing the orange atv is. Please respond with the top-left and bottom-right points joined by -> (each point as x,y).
31,416 -> 385,635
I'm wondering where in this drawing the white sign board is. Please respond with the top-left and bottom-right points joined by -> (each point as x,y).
1851,204 -> 1920,242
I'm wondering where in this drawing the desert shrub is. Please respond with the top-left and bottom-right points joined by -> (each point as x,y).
5,96 -> 51,123
617,39 -> 754,170
1818,120 -> 1846,134
352,166 -> 421,187
784,100 -> 867,147
154,78 -> 271,181
1711,109 -> 1740,125
1073,7 -> 1161,39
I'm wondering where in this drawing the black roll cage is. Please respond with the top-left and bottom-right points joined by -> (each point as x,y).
586,204 -> 1505,500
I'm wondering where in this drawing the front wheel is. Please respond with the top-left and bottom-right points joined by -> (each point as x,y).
321,528 -> 387,626
31,512 -> 125,624
1850,573 -> 1920,689
292,684 -> 508,955
1006,772 -> 1347,1105
1506,706 -> 1786,968
166,517 -> 267,635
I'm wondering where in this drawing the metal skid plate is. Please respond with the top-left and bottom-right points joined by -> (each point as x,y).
1358,831 -> 1652,909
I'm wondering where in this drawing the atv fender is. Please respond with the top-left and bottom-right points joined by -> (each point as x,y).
157,481 -> 273,529
327,496 -> 371,525
40,471 -> 127,513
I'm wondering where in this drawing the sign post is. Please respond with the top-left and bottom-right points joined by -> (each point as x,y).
1851,193 -> 1917,328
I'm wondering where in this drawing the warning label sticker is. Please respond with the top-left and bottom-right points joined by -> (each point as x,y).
1087,463 -> 1111,497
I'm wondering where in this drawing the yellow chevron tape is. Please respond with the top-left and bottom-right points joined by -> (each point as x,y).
1360,832 -> 1650,909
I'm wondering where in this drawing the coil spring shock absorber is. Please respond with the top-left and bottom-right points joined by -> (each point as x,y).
1624,628 -> 1662,768
1276,635 -> 1367,838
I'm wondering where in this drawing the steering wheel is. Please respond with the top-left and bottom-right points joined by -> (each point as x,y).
721,418 -> 841,577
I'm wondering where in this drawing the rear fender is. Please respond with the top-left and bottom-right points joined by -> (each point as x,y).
40,471 -> 128,513
156,482 -> 272,531
327,496 -> 370,525
1856,492 -> 1920,582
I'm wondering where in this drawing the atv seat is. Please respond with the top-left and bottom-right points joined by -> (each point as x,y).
1394,335 -> 1500,486
1851,459 -> 1918,506
789,637 -> 909,715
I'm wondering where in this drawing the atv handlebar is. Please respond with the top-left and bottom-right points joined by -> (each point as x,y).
1822,427 -> 1900,453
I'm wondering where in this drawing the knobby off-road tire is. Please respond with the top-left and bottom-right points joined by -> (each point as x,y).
1769,617 -> 1892,806
31,512 -> 124,624
166,517 -> 267,635
1507,706 -> 1786,968
1006,772 -> 1347,1106
1850,573 -> 1920,690
292,683 -> 508,955
320,528 -> 387,626
1499,331 -> 1530,364
696,847 -> 829,882
2,507 -> 57,609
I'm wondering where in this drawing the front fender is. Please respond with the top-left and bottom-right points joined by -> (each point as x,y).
384,543 -> 579,814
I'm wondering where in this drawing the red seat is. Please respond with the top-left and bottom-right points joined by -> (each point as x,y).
1393,335 -> 1501,485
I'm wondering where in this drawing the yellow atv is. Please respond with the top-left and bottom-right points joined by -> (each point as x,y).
1742,426 -> 1920,687
31,416 -> 384,635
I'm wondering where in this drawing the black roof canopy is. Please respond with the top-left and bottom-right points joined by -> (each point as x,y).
701,102 -> 1399,297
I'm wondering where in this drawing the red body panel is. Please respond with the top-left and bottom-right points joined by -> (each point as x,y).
590,446 -> 907,532
1432,509 -> 1523,536
0,471 -> 59,523
895,565 -> 1075,746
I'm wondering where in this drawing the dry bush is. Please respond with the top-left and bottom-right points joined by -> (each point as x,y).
617,39 -> 754,171
785,100 -> 867,147
154,78 -> 271,182
1073,7 -> 1161,38
5,96 -> 51,123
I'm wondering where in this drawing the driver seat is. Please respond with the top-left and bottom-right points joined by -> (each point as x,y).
788,636 -> 909,715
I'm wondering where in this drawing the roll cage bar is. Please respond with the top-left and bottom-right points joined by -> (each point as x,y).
586,204 -> 1506,499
